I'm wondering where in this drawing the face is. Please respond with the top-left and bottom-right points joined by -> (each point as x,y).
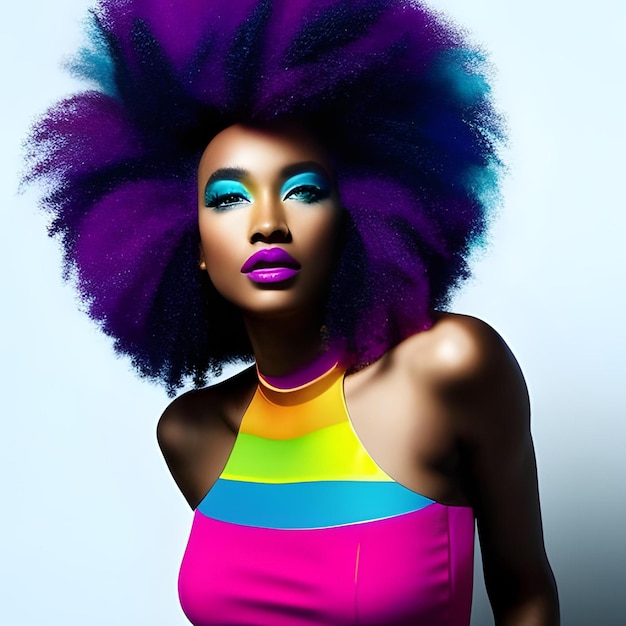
198,122 -> 342,321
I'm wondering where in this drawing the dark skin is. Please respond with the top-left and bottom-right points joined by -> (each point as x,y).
158,123 -> 559,625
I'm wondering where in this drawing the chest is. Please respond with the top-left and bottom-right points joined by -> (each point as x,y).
180,502 -> 474,626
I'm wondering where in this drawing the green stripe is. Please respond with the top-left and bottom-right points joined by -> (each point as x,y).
222,421 -> 391,483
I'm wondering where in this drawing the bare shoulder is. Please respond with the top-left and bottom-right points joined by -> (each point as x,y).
157,365 -> 256,457
402,312 -> 514,377
392,312 -> 530,446
397,313 -> 525,398
157,365 -> 257,507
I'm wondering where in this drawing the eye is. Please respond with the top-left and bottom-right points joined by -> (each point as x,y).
281,171 -> 331,205
205,191 -> 250,210
204,180 -> 252,211
284,185 -> 328,204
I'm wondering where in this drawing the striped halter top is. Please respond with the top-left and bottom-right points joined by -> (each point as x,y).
178,364 -> 474,625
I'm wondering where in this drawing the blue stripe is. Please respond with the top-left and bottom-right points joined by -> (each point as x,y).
197,479 -> 434,529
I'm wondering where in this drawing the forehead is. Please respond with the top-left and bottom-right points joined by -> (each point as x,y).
198,122 -> 332,179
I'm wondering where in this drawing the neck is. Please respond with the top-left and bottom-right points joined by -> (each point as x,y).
243,312 -> 338,384
258,346 -> 341,389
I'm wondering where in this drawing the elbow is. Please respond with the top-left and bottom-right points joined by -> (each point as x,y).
490,569 -> 560,626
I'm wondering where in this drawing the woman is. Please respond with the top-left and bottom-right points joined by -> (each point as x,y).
26,0 -> 559,623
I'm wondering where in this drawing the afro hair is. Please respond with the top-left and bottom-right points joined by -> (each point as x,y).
24,0 -> 505,393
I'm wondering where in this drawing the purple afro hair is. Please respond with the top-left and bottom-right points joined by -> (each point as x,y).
24,0 -> 505,393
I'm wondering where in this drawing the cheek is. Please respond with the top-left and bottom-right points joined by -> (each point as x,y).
198,214 -> 243,289
288,210 -> 343,302
301,210 -> 342,265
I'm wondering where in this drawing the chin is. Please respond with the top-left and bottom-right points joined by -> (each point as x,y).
242,291 -> 325,322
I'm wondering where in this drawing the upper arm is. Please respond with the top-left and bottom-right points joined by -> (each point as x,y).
157,388 -> 238,508
157,393 -> 210,508
157,370 -> 256,508
157,394 -> 197,477
432,315 -> 559,624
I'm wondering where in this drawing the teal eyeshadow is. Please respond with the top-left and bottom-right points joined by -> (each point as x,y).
280,171 -> 329,198
204,179 -> 252,206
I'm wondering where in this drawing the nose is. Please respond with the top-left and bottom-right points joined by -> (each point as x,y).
249,193 -> 291,243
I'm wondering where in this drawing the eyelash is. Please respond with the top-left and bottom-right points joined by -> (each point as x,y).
205,192 -> 250,210
283,185 -> 329,204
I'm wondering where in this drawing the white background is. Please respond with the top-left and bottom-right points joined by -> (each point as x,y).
1,1 -> 624,624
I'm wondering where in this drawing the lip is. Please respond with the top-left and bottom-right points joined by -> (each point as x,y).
241,248 -> 301,284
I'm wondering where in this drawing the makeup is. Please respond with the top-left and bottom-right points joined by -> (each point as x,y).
280,171 -> 330,204
241,248 -> 301,284
204,179 -> 251,211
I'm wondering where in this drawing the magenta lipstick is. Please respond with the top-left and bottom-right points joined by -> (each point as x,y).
241,248 -> 301,284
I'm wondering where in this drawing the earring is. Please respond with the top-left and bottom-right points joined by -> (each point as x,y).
199,260 -> 207,271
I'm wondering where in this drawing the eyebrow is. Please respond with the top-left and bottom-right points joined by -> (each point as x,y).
206,167 -> 247,185
280,161 -> 331,181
